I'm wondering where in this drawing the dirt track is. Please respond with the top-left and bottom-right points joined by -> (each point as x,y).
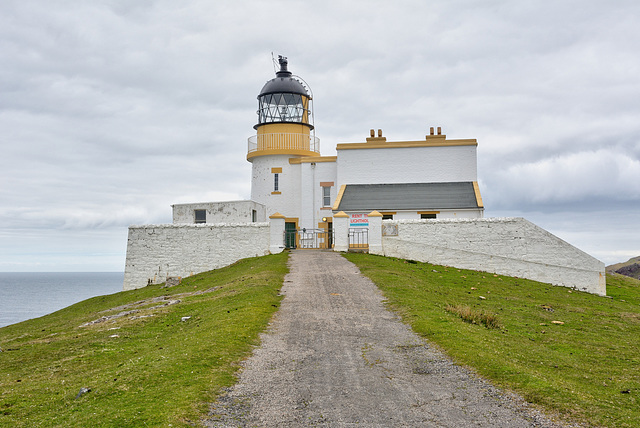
206,250 -> 566,427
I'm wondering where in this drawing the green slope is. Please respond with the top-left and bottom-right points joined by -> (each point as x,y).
344,252 -> 640,428
3,251 -> 639,427
0,252 -> 288,427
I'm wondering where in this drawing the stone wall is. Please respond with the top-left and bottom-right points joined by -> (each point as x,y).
377,217 -> 606,295
123,222 -> 271,290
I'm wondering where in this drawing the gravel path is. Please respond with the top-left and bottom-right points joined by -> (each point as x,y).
205,250 -> 567,427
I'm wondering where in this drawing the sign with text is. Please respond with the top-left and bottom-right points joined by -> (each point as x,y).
350,213 -> 369,227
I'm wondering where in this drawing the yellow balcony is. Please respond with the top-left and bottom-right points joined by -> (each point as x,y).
247,133 -> 320,160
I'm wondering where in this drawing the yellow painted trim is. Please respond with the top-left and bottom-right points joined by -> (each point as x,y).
271,191 -> 281,195
332,184 -> 347,210
247,148 -> 319,161
368,210 -> 383,217
320,207 -> 332,210
319,181 -> 334,187
333,211 -> 349,218
271,167 -> 282,173
288,156 -> 337,164
417,211 -> 441,215
336,139 -> 477,151
379,211 -> 396,216
269,212 -> 286,219
472,181 -> 484,208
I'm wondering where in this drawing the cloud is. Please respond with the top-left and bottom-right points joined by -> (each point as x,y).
1,0 -> 639,270
485,148 -> 640,209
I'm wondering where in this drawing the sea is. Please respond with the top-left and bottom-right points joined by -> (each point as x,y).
0,272 -> 124,328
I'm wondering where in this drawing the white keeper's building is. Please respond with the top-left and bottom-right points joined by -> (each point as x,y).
124,56 -> 605,295
172,56 -> 484,249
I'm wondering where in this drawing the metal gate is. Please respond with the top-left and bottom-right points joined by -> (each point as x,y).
284,228 -> 334,249
348,228 -> 368,250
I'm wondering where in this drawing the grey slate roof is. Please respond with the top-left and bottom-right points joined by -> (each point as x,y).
335,182 -> 480,211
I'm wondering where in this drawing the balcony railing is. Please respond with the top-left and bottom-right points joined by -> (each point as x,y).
248,133 -> 320,155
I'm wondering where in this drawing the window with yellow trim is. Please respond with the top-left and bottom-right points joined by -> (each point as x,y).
322,186 -> 331,207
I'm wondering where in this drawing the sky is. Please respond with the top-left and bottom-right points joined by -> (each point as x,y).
1,0 -> 639,272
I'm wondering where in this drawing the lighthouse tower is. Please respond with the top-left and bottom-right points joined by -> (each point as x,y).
248,56 -> 320,222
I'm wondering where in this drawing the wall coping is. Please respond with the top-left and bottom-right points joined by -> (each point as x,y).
129,222 -> 270,229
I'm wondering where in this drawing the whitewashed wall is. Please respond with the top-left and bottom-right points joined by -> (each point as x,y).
251,155 -> 302,218
123,223 -> 270,290
172,200 -> 266,224
377,209 -> 483,220
378,218 -> 606,295
337,145 -> 477,185
299,161 -> 338,230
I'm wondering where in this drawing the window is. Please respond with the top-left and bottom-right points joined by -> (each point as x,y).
380,212 -> 396,220
274,173 -> 279,192
419,211 -> 439,219
252,209 -> 257,222
322,186 -> 331,207
194,209 -> 206,224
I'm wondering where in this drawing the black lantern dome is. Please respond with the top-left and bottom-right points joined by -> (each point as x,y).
255,56 -> 314,130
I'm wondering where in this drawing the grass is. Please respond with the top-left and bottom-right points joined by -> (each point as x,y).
444,304 -> 502,329
3,250 -> 639,427
0,252 -> 289,427
343,253 -> 640,428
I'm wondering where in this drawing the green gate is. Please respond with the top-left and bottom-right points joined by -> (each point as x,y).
284,222 -> 297,249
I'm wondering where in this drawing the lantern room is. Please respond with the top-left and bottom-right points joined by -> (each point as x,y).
247,56 -> 319,160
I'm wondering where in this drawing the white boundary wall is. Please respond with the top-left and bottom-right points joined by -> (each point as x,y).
378,217 -> 606,295
123,222 -> 271,291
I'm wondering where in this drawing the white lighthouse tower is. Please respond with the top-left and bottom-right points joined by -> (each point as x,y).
247,56 -> 321,237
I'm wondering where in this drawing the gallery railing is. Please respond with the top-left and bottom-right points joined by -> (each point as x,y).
248,133 -> 320,155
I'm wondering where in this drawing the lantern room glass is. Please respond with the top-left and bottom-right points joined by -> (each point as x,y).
257,93 -> 310,125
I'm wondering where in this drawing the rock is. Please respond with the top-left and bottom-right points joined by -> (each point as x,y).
181,316 -> 192,322
165,276 -> 182,288
75,387 -> 91,399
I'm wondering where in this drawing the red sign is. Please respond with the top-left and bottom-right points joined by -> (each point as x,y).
350,213 -> 369,227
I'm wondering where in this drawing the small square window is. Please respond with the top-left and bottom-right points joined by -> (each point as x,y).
194,209 -> 206,223
382,214 -> 394,220
274,173 -> 279,192
421,213 -> 437,219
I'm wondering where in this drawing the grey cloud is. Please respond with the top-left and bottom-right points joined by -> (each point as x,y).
1,0 -> 639,270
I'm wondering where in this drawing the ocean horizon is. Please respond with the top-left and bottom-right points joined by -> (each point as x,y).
0,272 -> 124,328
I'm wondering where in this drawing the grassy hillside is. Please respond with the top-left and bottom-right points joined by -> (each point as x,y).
0,252 -> 289,427
3,251 -> 639,427
344,253 -> 640,428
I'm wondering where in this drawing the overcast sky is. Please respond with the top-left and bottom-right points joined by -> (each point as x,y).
1,0 -> 638,272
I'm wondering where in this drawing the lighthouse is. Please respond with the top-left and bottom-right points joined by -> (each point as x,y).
248,56 -> 321,229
